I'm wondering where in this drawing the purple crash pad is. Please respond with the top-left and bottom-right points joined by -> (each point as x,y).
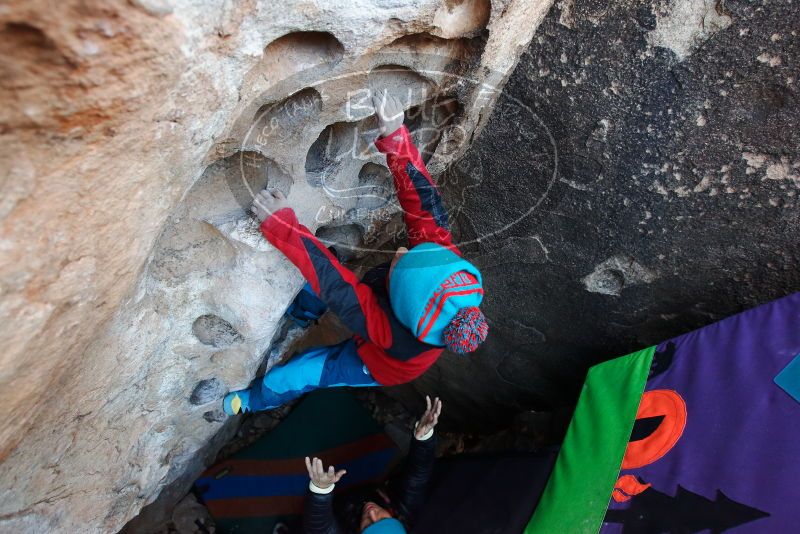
601,292 -> 800,533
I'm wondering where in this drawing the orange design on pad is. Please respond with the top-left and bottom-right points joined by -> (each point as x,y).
621,389 -> 687,470
612,475 -> 652,502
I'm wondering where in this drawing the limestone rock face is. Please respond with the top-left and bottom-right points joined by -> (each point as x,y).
0,0 -> 552,531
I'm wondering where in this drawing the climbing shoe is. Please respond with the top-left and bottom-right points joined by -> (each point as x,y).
223,389 -> 252,415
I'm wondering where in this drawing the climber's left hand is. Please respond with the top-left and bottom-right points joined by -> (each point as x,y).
251,188 -> 289,222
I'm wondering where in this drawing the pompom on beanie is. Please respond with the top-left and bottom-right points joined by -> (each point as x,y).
443,306 -> 488,353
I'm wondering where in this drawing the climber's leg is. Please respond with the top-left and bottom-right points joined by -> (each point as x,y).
285,282 -> 328,328
223,339 -> 378,415
258,338 -> 379,406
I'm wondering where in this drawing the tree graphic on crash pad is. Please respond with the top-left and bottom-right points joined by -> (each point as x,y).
649,342 -> 676,379
604,484 -> 769,533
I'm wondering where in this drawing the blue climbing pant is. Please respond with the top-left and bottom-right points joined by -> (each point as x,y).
248,283 -> 379,411
250,339 -> 379,410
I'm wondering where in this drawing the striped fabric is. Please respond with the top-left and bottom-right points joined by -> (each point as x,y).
195,389 -> 400,532
415,271 -> 483,340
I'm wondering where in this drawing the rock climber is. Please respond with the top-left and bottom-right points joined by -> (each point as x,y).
303,396 -> 442,534
222,90 -> 487,415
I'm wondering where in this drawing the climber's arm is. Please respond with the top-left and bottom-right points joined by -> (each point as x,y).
371,90 -> 457,252
303,456 -> 345,534
304,491 -> 340,534
375,125 -> 457,252
255,192 -> 392,349
395,396 -> 441,525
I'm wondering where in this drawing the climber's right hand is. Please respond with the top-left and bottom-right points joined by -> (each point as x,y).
372,89 -> 405,137
251,188 -> 289,222
414,395 -> 442,440
305,456 -> 347,490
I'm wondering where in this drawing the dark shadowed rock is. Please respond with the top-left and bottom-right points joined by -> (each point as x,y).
190,379 -> 224,406
392,0 -> 800,432
192,315 -> 244,348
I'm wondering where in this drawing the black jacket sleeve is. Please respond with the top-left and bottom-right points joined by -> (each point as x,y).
303,490 -> 341,534
396,434 -> 436,525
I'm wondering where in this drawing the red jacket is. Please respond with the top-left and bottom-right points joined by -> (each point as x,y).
260,126 -> 460,385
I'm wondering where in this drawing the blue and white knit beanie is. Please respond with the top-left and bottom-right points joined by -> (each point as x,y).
389,242 -> 488,353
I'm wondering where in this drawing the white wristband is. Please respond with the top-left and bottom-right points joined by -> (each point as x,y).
309,481 -> 335,494
414,421 -> 434,441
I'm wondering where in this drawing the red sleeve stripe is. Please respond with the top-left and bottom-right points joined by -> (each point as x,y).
261,208 -> 392,349
300,236 -> 393,349
261,209 -> 322,293
375,126 -> 458,251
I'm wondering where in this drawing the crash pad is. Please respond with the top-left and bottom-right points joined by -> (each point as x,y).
195,388 -> 399,533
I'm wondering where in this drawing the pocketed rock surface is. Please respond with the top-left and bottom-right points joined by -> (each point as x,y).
0,0 -> 553,531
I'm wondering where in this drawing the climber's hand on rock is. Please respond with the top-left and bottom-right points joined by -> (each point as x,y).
414,395 -> 442,440
305,456 -> 346,490
372,89 -> 405,137
251,189 -> 289,222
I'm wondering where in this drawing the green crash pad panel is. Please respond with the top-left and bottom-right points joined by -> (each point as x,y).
525,347 -> 655,534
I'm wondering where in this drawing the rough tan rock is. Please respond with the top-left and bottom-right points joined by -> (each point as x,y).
0,0 -> 553,531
